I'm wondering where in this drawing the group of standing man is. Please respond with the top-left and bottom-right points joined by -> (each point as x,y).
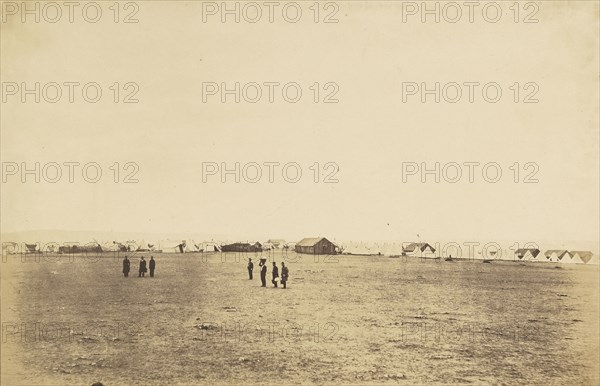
122,256 -> 156,278
247,258 -> 289,288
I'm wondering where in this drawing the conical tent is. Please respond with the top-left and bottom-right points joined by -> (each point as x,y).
570,251 -> 594,264
380,242 -> 390,256
183,240 -> 200,253
200,242 -> 221,252
514,249 -> 540,262
559,252 -> 575,264
388,243 -> 402,256
358,242 -> 372,255
341,242 -> 356,254
99,241 -> 120,252
544,250 -> 568,263
368,243 -> 381,255
24,243 -> 39,253
262,242 -> 275,251
125,240 -> 139,252
159,240 -> 185,253
41,243 -> 60,253
137,240 -> 151,251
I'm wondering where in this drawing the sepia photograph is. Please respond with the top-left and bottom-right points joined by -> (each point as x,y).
1,1 -> 599,385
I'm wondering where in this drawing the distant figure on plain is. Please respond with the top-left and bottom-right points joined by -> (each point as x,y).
271,262 -> 279,288
149,256 -> 156,277
247,258 -> 254,280
122,256 -> 130,277
259,258 -> 267,287
139,257 -> 147,277
281,262 -> 289,289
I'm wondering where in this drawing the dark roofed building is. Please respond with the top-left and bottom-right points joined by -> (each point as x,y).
295,237 -> 336,255
221,242 -> 262,253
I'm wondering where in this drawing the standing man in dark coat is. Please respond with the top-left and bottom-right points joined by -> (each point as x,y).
247,258 -> 254,280
281,262 -> 289,289
271,262 -> 279,288
139,257 -> 147,277
259,258 -> 267,287
123,256 -> 130,277
149,256 -> 156,277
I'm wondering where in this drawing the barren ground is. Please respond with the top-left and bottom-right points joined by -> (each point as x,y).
1,251 -> 599,385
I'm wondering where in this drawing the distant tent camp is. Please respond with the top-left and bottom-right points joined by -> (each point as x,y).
570,251 -> 593,264
403,243 -> 436,257
544,250 -> 570,263
514,248 -> 541,261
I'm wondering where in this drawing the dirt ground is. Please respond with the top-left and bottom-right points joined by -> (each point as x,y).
1,251 -> 598,385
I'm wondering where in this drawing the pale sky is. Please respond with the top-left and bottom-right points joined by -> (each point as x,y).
1,1 -> 598,245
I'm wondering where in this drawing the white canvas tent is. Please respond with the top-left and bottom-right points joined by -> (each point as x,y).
544,250 -> 569,263
262,242 -> 275,251
199,242 -> 221,252
343,241 -> 372,255
514,248 -> 541,262
125,240 -> 139,252
534,252 -> 550,263
570,251 -> 593,264
267,239 -> 286,249
558,252 -> 575,264
183,240 -> 200,253
159,240 -> 185,253
403,243 -> 437,258
99,241 -> 120,252
136,239 -> 151,251
41,242 -> 60,253
388,242 -> 402,256
379,242 -> 390,256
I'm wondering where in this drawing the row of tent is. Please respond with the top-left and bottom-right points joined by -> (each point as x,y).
8,239 -> 297,254
338,242 -> 599,265
6,240 -> 598,264
515,249 -> 598,264
8,240 -> 222,254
